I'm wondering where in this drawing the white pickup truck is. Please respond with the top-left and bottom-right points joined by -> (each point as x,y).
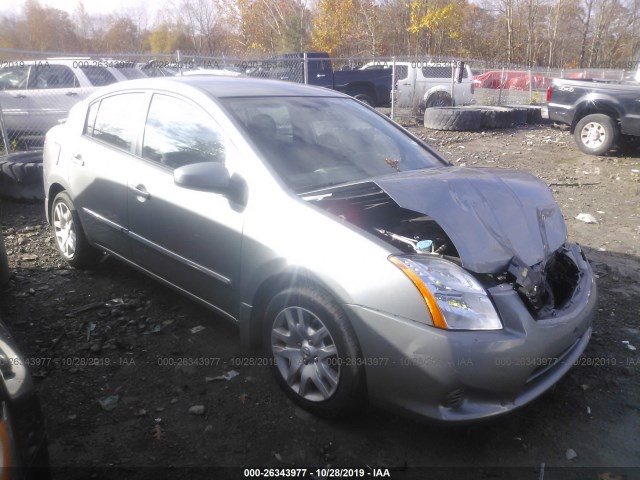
361,61 -> 475,113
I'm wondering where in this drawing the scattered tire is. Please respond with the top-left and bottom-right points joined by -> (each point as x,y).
574,114 -> 618,156
504,106 -> 528,125
423,107 -> 482,131
0,151 -> 44,201
505,105 -> 551,124
476,106 -> 516,129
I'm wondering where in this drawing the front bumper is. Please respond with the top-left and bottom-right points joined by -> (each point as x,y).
345,243 -> 598,422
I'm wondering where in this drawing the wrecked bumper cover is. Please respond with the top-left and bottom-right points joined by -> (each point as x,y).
345,243 -> 597,423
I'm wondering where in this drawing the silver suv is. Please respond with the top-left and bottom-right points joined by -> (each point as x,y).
0,58 -> 145,145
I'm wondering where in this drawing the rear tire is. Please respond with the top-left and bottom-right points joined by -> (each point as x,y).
574,114 -> 618,156
263,285 -> 366,418
51,191 -> 101,268
425,91 -> 452,108
354,93 -> 375,107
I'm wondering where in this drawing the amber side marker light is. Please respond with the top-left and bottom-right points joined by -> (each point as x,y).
389,257 -> 449,329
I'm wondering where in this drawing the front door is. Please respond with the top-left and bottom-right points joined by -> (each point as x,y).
127,93 -> 244,319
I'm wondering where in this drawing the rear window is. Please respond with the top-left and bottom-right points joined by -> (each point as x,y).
81,66 -> 118,86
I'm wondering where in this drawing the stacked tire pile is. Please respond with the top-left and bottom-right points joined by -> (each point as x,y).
424,105 -> 549,131
0,151 -> 44,201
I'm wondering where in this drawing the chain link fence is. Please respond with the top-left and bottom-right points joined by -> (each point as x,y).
1,48 -> 637,154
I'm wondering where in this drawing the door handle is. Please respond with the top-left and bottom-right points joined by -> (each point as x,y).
71,154 -> 84,166
65,91 -> 78,97
317,74 -> 326,78
13,94 -> 27,99
129,184 -> 151,201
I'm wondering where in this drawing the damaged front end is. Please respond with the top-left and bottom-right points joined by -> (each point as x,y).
303,167 -> 586,326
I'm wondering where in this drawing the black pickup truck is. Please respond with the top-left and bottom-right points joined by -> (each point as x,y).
547,68 -> 640,155
249,52 -> 393,107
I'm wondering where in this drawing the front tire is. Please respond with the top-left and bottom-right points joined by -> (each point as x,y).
574,114 -> 618,155
263,286 -> 365,418
51,191 -> 100,268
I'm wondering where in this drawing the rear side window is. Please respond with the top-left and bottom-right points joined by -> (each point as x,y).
142,94 -> 225,169
422,66 -> 468,79
81,66 -> 117,86
395,66 -> 408,81
28,65 -> 78,89
90,93 -> 146,151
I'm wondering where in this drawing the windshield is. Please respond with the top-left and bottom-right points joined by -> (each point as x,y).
219,97 -> 443,192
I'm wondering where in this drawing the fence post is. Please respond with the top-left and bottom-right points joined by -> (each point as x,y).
303,52 -> 308,85
391,56 -> 395,121
0,101 -> 11,154
498,66 -> 505,105
528,68 -> 533,103
177,50 -> 182,76
450,63 -> 455,106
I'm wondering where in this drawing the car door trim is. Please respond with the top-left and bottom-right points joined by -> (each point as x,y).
84,207 -> 233,287
127,230 -> 233,287
83,207 -> 126,232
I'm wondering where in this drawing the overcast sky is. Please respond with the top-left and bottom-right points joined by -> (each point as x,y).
0,0 -> 160,18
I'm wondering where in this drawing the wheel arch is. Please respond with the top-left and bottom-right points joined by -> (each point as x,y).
46,183 -> 66,224
570,101 -> 621,133
345,82 -> 376,102
241,267 -> 359,353
424,86 -> 452,103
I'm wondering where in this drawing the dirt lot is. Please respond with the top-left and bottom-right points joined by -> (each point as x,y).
1,124 -> 639,480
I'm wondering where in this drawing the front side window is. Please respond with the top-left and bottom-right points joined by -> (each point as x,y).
28,65 -> 78,89
91,93 -> 146,151
0,66 -> 29,90
142,94 -> 225,169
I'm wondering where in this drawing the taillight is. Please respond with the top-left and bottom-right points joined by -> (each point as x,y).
546,86 -> 552,102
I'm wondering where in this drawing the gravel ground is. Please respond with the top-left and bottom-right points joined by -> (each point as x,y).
1,123 -> 639,480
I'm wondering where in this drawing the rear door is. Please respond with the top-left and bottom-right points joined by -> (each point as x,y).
127,92 -> 244,319
67,91 -> 148,258
26,64 -> 86,133
0,65 -> 31,134
394,64 -> 415,108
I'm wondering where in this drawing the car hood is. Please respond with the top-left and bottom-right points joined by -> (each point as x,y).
373,167 -> 567,273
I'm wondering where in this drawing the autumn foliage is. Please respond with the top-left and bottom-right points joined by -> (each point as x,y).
0,0 -> 638,68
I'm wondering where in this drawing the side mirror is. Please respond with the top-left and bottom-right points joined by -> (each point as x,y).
174,162 -> 230,192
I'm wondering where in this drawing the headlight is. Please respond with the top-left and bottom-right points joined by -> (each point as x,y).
389,255 -> 502,330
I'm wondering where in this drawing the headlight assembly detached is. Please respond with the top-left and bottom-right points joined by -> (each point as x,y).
389,255 -> 502,330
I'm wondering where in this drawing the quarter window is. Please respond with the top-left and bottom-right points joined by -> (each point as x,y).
142,94 -> 225,169
90,93 -> 146,151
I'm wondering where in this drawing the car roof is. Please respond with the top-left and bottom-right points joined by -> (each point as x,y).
93,76 -> 347,100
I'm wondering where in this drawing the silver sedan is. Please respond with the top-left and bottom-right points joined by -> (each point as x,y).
43,76 -> 597,422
